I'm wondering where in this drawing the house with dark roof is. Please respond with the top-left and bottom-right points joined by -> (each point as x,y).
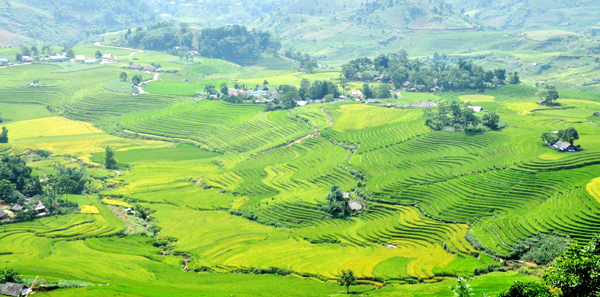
0,59 -> 8,66
48,55 -> 68,62
0,282 -> 29,296
35,202 -> 46,213
10,204 -> 23,212
0,209 -> 7,219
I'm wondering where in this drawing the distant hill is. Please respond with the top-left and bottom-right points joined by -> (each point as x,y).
445,0 -> 600,31
0,0 -> 157,45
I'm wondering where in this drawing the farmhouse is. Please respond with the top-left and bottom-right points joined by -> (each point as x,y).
10,204 -> 23,212
102,54 -> 117,60
252,90 -> 268,97
0,209 -> 7,219
296,101 -> 308,106
85,58 -> 97,64
35,201 -> 46,213
0,282 -> 30,296
342,192 -> 350,199
75,55 -> 85,62
0,58 -> 7,66
350,91 -> 364,99
48,55 -> 68,62
553,140 -> 574,152
468,106 -> 483,112
348,202 -> 363,212
594,112 -> 600,116
21,56 -> 33,62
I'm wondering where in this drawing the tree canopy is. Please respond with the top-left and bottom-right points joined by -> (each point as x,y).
338,269 -> 357,294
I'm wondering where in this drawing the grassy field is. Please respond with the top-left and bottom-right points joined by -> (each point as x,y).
1,42 -> 600,296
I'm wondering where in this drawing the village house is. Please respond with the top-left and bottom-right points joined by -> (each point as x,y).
48,55 -> 68,62
0,58 -> 7,66
10,204 -> 23,212
342,192 -> 350,199
553,140 -> 575,152
350,90 -> 364,100
0,282 -> 30,296
75,55 -> 85,62
348,201 -> 363,212
35,201 -> 46,214
85,58 -> 97,64
0,209 -> 7,219
468,106 -> 483,112
296,101 -> 308,106
102,54 -> 117,61
21,56 -> 33,62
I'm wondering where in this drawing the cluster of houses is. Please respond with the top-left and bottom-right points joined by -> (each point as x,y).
0,201 -> 47,221
0,282 -> 30,297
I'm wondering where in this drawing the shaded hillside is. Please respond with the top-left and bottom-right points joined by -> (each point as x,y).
0,0 -> 157,45
445,0 -> 600,31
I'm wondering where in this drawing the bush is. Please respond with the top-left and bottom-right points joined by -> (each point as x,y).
498,281 -> 552,297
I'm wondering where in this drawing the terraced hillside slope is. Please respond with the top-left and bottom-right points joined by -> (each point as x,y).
0,42 -> 599,296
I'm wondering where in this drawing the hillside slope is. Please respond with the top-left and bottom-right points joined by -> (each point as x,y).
0,0 -> 157,45
445,0 -> 600,31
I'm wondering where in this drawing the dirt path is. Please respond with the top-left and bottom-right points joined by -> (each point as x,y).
287,132 -> 320,146
137,72 -> 160,94
0,62 -> 31,69
320,106 -> 333,127
94,42 -> 142,53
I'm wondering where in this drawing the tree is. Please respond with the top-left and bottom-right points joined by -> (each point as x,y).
545,235 -> 600,297
482,112 -> 500,130
204,84 -> 217,96
0,127 -> 8,143
499,281 -> 552,297
30,46 -> 39,57
21,47 -> 30,56
508,72 -> 520,84
0,180 -> 16,204
362,84 -> 374,99
220,82 -> 228,96
131,75 -> 142,86
66,48 -> 75,58
538,85 -> 559,104
105,146 -> 117,170
338,270 -> 357,294
494,68 -> 506,82
0,268 -> 22,284
95,50 -> 103,59
263,80 -> 269,86
15,53 -> 22,62
322,184 -> 349,218
453,277 -> 474,297
376,84 -> 392,99
558,127 -> 579,145
120,72 -> 128,82
541,132 -> 558,145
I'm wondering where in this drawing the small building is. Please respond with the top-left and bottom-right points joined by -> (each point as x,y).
102,54 -> 116,60
594,112 -> 600,116
252,90 -> 268,97
75,55 -> 85,62
402,81 -> 411,88
348,202 -> 363,212
84,58 -> 97,64
49,55 -> 68,62
10,204 -> 23,212
0,282 -> 30,296
0,58 -> 7,66
342,192 -> 351,199
385,103 -> 393,108
350,91 -> 363,99
21,56 -> 33,62
0,209 -> 7,219
35,201 -> 46,213
468,106 -> 483,113
537,99 -> 548,106
296,101 -> 308,106
553,140 -> 574,151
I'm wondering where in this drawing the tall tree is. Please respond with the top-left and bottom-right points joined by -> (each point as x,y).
95,50 -> 103,59
131,75 -> 143,86
362,84 -> 374,99
0,127 -> 8,143
482,112 -> 500,130
204,84 -> 216,95
494,68 -> 506,82
338,270 -> 357,294
508,72 -> 520,84
120,72 -> 128,82
105,146 -> 117,170
558,127 -> 579,145
220,82 -> 228,95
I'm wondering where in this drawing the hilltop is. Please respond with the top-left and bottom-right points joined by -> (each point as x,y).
0,0 -> 157,45
446,0 -> 600,31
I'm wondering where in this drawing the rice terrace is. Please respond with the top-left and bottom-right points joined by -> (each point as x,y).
1,1 -> 600,296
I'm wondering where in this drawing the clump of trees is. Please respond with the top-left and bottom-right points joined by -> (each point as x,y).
0,267 -> 21,284
509,233 -> 571,265
537,85 -> 560,105
341,51 -> 509,92
424,101 -> 502,132
541,127 -> 579,145
321,184 -> 349,218
119,23 -> 280,65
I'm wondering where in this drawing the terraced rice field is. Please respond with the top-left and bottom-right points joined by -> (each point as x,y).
2,56 -> 600,296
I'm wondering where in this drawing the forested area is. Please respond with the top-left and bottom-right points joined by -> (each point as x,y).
341,51 -> 515,92
119,23 -> 280,65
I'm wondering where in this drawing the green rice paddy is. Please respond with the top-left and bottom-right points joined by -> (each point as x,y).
1,44 -> 599,296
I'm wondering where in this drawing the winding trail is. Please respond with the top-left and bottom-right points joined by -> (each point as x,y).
137,72 -> 160,94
